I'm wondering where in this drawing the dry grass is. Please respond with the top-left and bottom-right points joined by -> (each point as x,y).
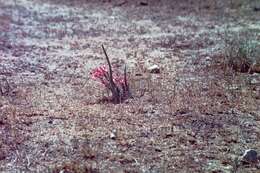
222,29 -> 258,73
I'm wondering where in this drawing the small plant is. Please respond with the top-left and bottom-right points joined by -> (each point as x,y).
90,45 -> 131,103
0,77 -> 10,96
223,30 -> 257,73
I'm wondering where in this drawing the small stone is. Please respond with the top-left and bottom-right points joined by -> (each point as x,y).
241,149 -> 258,164
147,65 -> 160,74
110,129 -> 117,139
205,56 -> 211,61
155,147 -> 162,152
250,78 -> 259,84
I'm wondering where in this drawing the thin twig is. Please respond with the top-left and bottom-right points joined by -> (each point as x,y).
102,45 -> 114,86
124,65 -> 128,90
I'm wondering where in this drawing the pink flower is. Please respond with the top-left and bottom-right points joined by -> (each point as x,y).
91,65 -> 108,79
90,65 -> 109,86
91,65 -> 126,86
90,65 -> 129,98
90,64 -> 131,102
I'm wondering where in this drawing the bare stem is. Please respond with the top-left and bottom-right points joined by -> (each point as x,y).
102,45 -> 120,103
102,45 -> 113,85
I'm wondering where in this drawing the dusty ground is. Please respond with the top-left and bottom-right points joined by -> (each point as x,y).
0,0 -> 260,172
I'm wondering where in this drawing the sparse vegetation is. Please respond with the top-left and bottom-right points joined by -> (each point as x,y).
223,30 -> 258,73
90,45 -> 131,103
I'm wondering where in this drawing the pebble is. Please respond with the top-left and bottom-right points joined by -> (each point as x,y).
205,56 -> 211,61
147,65 -> 160,74
250,78 -> 259,85
110,129 -> 117,140
241,149 -> 258,164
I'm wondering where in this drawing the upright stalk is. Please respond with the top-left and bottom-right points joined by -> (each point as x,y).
102,45 -> 121,103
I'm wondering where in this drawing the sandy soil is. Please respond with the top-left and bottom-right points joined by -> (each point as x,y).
0,0 -> 260,172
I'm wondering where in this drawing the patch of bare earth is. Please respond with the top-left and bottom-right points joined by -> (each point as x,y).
0,0 -> 260,172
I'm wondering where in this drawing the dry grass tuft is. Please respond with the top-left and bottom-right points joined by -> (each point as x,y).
223,30 -> 258,73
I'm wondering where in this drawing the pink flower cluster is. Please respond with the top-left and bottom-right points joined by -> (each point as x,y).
90,65 -> 125,88
91,65 -> 107,79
